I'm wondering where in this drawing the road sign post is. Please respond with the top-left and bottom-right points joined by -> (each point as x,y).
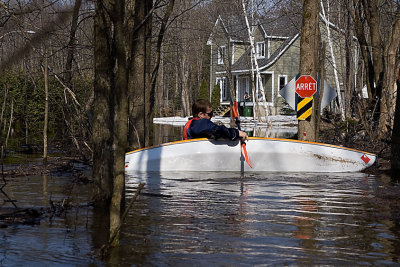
279,73 -> 337,119
295,75 -> 317,98
295,75 -> 317,120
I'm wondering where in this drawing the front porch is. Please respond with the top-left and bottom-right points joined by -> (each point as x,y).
215,72 -> 278,116
214,102 -> 276,117
217,73 -> 274,102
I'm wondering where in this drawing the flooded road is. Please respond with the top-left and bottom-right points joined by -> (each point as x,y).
122,172 -> 400,266
1,165 -> 400,265
0,174 -> 100,265
1,123 -> 399,265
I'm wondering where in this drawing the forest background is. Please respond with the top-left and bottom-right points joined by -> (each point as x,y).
1,0 -> 400,247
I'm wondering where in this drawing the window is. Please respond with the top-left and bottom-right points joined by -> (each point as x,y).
279,76 -> 287,90
278,75 -> 287,96
239,77 -> 249,101
256,42 -> 265,58
217,46 -> 226,64
216,77 -> 229,101
258,74 -> 272,102
231,44 -> 235,64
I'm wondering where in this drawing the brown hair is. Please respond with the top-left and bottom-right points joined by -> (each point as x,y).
192,99 -> 212,117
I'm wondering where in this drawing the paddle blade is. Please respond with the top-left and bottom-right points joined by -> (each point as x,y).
241,143 -> 253,168
232,101 -> 238,119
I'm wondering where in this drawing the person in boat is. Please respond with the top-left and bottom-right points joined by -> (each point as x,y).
183,99 -> 248,141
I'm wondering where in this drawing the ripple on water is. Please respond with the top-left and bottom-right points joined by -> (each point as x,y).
123,171 -> 400,265
1,171 -> 400,265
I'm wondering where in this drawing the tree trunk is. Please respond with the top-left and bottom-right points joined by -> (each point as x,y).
363,0 -> 384,99
109,0 -> 129,245
378,9 -> 400,139
315,42 -> 326,142
344,6 -> 354,119
150,0 -> 174,118
392,69 -> 400,177
43,55 -> 49,164
320,0 -> 344,120
351,0 -> 374,100
298,0 -> 320,142
128,0 -> 152,150
5,100 -> 13,151
64,0 -> 82,85
180,54 -> 191,116
351,0 -> 399,139
157,46 -> 164,116
92,0 -> 114,203
0,87 -> 9,139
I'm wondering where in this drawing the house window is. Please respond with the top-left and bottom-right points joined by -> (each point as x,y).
258,74 -> 272,102
239,77 -> 249,101
231,44 -> 235,64
216,77 -> 229,101
256,42 -> 265,58
279,76 -> 287,90
259,76 -> 267,101
218,46 -> 226,64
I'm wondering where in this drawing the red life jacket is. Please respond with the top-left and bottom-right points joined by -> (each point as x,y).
183,117 -> 199,140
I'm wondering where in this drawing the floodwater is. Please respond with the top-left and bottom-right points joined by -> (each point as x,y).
1,124 -> 400,265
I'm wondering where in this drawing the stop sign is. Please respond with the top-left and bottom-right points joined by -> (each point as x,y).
295,75 -> 317,98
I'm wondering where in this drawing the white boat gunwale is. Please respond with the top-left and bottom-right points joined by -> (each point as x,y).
125,137 -> 376,157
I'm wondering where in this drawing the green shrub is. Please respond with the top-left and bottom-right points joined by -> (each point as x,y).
211,84 -> 221,109
197,79 -> 209,101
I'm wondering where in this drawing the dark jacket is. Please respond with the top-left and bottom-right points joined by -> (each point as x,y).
185,118 -> 239,141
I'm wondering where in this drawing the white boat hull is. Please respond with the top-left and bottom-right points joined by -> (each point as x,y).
125,137 -> 376,173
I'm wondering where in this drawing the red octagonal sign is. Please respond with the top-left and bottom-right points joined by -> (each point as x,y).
295,75 -> 317,98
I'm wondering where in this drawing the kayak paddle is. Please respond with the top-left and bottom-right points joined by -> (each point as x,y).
232,101 -> 253,168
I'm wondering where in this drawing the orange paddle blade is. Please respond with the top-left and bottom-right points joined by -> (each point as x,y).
241,143 -> 253,168
232,101 -> 238,118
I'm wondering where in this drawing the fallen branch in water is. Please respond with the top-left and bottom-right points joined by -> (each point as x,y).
1,145 -> 18,209
0,208 -> 42,227
100,182 -> 145,258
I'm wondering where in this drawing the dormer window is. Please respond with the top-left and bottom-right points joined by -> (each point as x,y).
256,42 -> 265,58
218,46 -> 226,64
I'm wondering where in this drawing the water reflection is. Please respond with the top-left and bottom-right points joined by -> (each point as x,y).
0,175 -> 101,265
1,171 -> 400,265
123,172 -> 400,265
42,174 -> 48,205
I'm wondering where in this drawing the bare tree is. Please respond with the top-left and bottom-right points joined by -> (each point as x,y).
92,0 -> 114,205
155,0 -> 212,117
149,0 -> 175,116
392,68 -> 400,176
350,0 -> 400,139
298,0 -> 320,142
43,53 -> 49,164
64,0 -> 82,85
320,0 -> 345,120
93,0 -> 180,247
128,0 -> 153,150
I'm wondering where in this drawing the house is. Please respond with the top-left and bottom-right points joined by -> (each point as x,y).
207,15 -> 347,116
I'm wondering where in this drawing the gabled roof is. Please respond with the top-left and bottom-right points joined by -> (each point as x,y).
258,33 -> 300,70
207,15 -> 249,44
231,33 -> 300,72
208,15 -> 299,45
219,15 -> 248,41
259,15 -> 300,37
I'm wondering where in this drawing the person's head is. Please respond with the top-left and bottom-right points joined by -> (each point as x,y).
192,99 -> 213,119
